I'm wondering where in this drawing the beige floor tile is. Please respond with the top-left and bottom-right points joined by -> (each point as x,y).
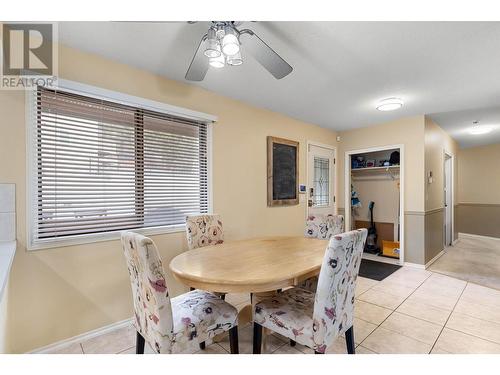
446,312 -> 500,344
396,298 -> 451,325
352,318 -> 378,344
430,347 -> 451,354
354,300 -> 393,325
356,345 -> 377,354
370,282 -> 417,298
380,311 -> 442,345
407,290 -> 458,311
454,298 -> 500,324
272,344 -> 305,354
434,328 -> 500,354
117,347 -> 136,354
424,273 -> 467,291
357,289 -> 407,310
47,342 -> 84,354
361,327 -> 432,354
218,323 -> 285,354
80,325 -> 136,354
461,283 -> 500,308
356,277 -> 379,296
195,343 -> 228,354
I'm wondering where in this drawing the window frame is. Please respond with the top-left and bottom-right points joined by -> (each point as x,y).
26,79 -> 215,251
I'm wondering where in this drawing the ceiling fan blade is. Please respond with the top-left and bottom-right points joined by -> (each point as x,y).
239,29 -> 293,79
185,34 -> 209,81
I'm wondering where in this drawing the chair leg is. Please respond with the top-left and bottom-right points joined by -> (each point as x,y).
229,326 -> 239,354
253,323 -> 263,354
314,350 -> 324,354
290,339 -> 296,347
345,326 -> 355,354
190,287 -> 195,291
136,331 -> 145,354
199,341 -> 206,350
220,293 -> 226,301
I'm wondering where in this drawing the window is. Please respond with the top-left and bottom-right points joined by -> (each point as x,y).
29,86 -> 210,248
313,157 -> 330,206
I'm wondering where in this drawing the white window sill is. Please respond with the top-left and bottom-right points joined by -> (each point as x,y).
0,241 -> 16,301
28,224 -> 185,251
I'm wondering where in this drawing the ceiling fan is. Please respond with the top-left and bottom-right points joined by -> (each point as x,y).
185,21 -> 293,81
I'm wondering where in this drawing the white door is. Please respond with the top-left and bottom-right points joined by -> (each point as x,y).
444,154 -> 453,246
307,144 -> 335,217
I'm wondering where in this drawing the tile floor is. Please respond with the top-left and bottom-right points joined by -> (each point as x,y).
46,264 -> 500,354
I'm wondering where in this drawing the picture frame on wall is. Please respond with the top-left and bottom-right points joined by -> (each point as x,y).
267,136 -> 299,207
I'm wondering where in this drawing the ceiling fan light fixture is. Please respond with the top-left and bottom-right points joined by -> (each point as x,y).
222,26 -> 240,56
376,97 -> 404,111
227,51 -> 243,66
209,54 -> 225,68
204,28 -> 221,58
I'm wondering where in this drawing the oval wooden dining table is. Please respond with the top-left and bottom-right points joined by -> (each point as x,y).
169,236 -> 329,294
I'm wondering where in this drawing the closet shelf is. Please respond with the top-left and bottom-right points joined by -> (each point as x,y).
351,165 -> 400,173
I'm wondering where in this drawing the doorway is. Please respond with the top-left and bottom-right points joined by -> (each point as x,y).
344,145 -> 405,265
307,142 -> 336,217
444,152 -> 453,247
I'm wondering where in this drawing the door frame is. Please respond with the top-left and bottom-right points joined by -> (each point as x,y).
306,141 -> 337,219
344,144 -> 405,265
443,150 -> 455,247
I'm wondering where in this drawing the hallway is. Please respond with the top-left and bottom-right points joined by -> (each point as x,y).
430,236 -> 500,291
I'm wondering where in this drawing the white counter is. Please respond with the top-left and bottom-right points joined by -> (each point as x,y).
0,241 -> 16,301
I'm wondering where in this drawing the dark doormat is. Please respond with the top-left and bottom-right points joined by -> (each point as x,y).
359,259 -> 401,281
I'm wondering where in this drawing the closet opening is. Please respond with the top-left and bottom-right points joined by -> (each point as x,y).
344,145 -> 404,265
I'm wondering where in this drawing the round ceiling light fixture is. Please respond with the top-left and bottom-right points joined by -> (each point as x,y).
376,97 -> 404,111
469,121 -> 493,135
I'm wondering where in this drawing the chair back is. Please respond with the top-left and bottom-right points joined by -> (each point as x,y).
185,214 -> 224,250
304,214 -> 344,239
312,228 -> 367,353
121,231 -> 173,353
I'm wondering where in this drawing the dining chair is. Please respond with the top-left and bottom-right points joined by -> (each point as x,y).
253,228 -> 367,354
185,214 -> 227,350
185,214 -> 224,250
121,231 -> 239,354
300,214 -> 345,294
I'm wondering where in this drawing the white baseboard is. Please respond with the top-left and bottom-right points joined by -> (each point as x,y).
403,262 -> 425,270
452,238 -> 459,246
29,318 -> 133,354
425,249 -> 445,268
458,232 -> 500,242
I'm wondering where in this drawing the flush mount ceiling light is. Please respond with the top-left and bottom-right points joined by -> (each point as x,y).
469,120 -> 493,135
376,97 -> 404,111
185,21 -> 293,81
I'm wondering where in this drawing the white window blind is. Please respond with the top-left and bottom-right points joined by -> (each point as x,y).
33,86 -> 208,243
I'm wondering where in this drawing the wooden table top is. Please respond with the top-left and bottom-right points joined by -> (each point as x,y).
169,236 -> 328,293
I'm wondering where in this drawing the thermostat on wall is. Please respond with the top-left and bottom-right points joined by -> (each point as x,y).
299,184 -> 306,193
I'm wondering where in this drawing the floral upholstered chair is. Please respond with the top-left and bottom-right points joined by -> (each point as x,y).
304,214 -> 344,239
301,214 -> 345,292
186,214 -> 224,250
253,229 -> 367,354
121,231 -> 239,354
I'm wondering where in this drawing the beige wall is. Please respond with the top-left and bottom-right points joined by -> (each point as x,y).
338,116 -> 426,264
0,44 -> 338,353
458,143 -> 500,204
457,143 -> 500,238
423,117 -> 459,262
352,178 -> 399,227
0,280 -> 8,353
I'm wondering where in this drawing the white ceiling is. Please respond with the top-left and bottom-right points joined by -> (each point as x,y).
59,21 -> 500,143
429,106 -> 500,148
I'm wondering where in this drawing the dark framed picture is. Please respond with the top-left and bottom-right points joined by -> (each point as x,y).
267,136 -> 299,207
